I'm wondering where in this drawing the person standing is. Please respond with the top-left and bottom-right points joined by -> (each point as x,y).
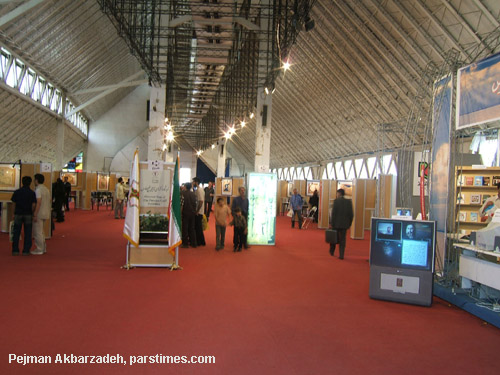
329,188 -> 354,260
192,177 -> 206,246
309,189 -> 319,223
214,197 -> 231,250
63,176 -> 71,211
204,181 -> 215,221
181,182 -> 197,248
230,207 -> 247,252
52,178 -> 65,222
11,176 -> 37,256
32,174 -> 52,255
290,188 -> 304,229
114,177 -> 125,219
231,186 -> 250,249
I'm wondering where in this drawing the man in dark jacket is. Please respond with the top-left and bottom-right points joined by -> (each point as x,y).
181,182 -> 197,248
329,188 -> 354,260
231,186 -> 250,249
11,176 -> 37,255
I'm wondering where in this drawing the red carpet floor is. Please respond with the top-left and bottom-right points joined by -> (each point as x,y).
1,208 -> 499,375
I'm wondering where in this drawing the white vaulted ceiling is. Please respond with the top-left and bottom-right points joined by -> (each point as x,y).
1,0 -> 500,168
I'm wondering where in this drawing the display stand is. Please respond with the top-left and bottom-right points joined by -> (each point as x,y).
215,176 -> 245,209
126,161 -> 176,268
455,166 -> 500,235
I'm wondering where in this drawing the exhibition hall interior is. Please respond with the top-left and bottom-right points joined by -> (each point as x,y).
1,1 -> 500,374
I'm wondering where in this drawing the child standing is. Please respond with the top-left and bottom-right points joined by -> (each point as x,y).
214,197 -> 231,250
231,207 -> 247,252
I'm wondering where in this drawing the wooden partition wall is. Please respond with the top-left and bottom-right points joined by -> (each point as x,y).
215,177 -> 245,209
292,180 -> 306,198
350,179 -> 377,239
277,180 -> 289,216
319,180 -> 337,229
376,174 -> 396,218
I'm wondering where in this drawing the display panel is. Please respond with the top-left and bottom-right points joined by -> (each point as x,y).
396,207 -> 412,217
247,173 -> 277,245
370,218 -> 436,271
0,164 -> 20,191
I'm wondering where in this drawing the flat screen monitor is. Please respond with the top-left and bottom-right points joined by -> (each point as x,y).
370,218 -> 436,272
396,207 -> 412,218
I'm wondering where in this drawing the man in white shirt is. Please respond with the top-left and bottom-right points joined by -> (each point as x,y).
32,174 -> 52,255
192,177 -> 205,246
479,183 -> 500,222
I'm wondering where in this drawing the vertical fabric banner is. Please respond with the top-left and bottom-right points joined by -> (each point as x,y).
123,149 -> 140,247
168,154 -> 182,256
430,74 -> 453,270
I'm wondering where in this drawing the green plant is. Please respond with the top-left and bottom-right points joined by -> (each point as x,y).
140,212 -> 169,232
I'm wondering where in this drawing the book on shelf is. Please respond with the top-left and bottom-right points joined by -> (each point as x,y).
465,176 -> 474,185
457,175 -> 465,186
458,211 -> 467,222
483,176 -> 491,186
470,193 -> 481,204
456,193 -> 465,204
482,194 -> 491,204
493,176 -> 500,186
470,212 -> 479,222
474,176 -> 484,186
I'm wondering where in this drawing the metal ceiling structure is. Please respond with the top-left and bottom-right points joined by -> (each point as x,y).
0,0 -> 500,169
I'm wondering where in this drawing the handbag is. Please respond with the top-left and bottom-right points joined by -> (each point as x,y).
202,214 -> 209,231
286,208 -> 293,217
325,229 -> 338,244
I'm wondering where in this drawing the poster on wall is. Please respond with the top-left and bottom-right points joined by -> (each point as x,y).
337,181 -> 352,199
247,173 -> 277,245
221,178 -> 232,196
456,52 -> 500,129
97,173 -> 110,191
412,151 -> 430,196
60,172 -> 77,187
306,180 -> 320,196
0,164 -> 20,191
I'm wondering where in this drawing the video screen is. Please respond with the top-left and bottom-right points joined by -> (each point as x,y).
396,208 -> 412,217
370,218 -> 435,271
376,221 -> 402,241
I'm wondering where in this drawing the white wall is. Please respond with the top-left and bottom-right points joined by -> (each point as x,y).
86,84 -> 150,171
199,142 -> 253,177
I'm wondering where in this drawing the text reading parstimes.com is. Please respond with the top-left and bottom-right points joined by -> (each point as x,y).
9,354 -> 216,366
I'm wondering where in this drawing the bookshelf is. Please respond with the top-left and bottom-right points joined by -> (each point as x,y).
456,166 -> 500,234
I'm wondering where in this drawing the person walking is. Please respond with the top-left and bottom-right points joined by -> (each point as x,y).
114,177 -> 125,219
214,197 -> 231,250
231,186 -> 250,249
32,174 -> 52,255
181,183 -> 197,248
290,188 -> 304,229
192,177 -> 206,246
309,189 -> 319,223
231,207 -> 247,252
11,176 -> 37,256
63,176 -> 71,211
329,188 -> 354,260
204,181 -> 214,221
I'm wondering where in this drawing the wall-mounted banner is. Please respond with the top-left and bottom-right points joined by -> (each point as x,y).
456,52 -> 500,129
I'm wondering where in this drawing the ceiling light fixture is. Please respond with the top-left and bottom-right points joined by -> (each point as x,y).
250,112 -> 255,119
241,120 -> 246,127
264,87 -> 269,95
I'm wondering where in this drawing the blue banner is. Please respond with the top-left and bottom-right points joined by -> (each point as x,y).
457,52 -> 500,129
430,74 -> 453,270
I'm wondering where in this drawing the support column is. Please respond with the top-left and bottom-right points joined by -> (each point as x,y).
254,87 -> 272,172
148,85 -> 166,161
217,140 -> 227,178
56,95 -> 66,170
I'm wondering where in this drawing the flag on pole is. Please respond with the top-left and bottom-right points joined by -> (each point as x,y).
123,149 -> 140,247
168,154 -> 182,256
